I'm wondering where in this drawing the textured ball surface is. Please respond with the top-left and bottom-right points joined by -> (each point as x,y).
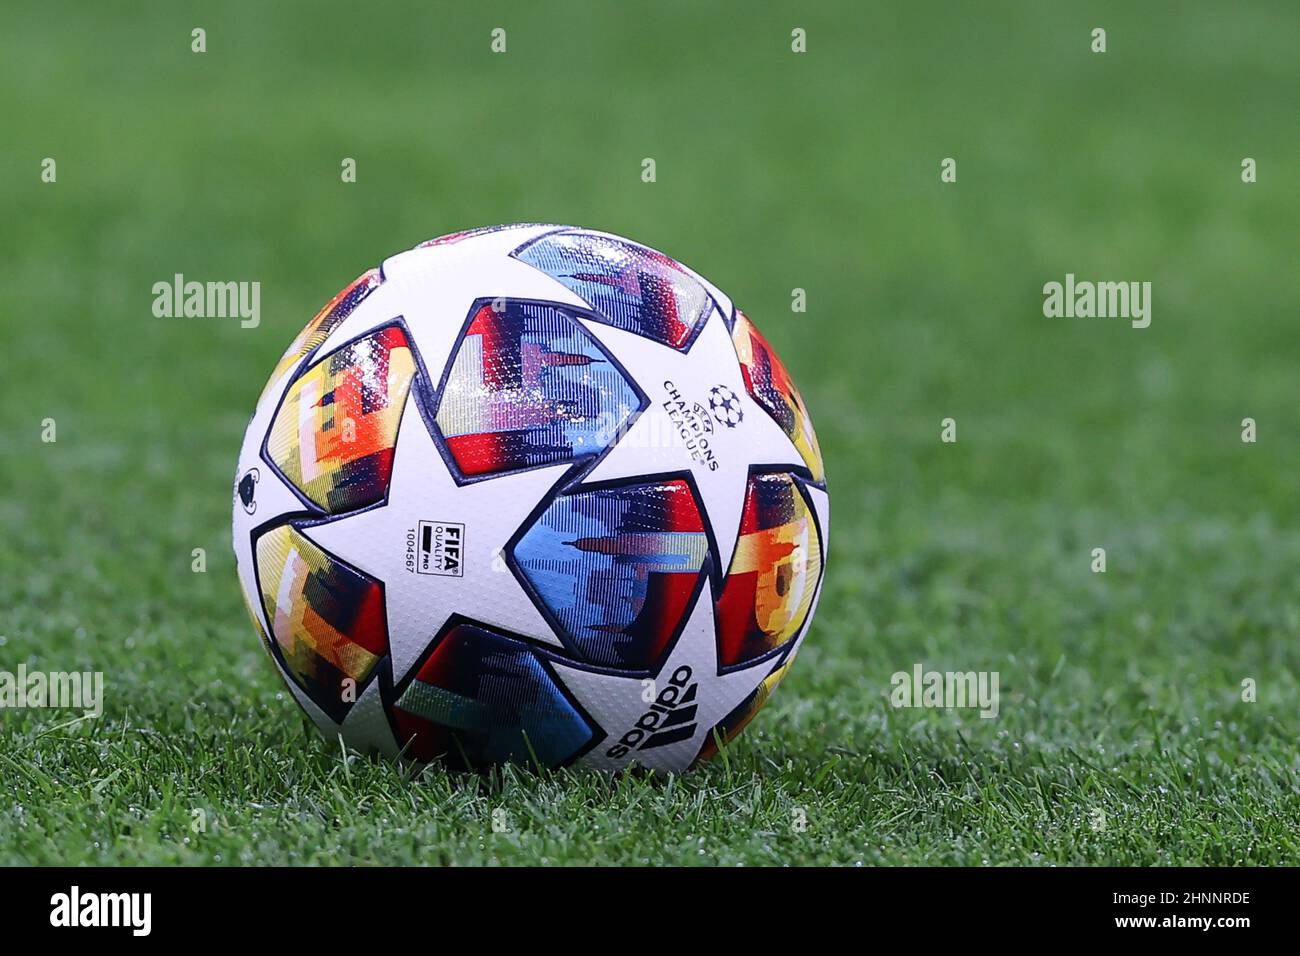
232,224 -> 828,772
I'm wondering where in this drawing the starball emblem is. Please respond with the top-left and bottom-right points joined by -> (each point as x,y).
708,384 -> 744,428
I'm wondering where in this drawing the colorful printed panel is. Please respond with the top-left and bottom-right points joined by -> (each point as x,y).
434,301 -> 639,479
262,270 -> 382,400
716,473 -> 822,668
266,325 -> 415,513
416,223 -> 552,248
390,623 -> 593,768
512,479 -> 710,670
514,230 -> 713,349
255,524 -> 388,723
693,652 -> 796,765
732,311 -> 824,481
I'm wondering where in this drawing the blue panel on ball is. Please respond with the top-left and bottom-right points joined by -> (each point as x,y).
513,230 -> 713,349
433,300 -> 641,479
391,622 -> 594,768
512,479 -> 710,671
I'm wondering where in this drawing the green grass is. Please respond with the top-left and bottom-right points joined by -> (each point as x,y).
1,0 -> 1296,865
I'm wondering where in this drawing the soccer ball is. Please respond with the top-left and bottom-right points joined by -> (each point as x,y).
232,224 -> 828,772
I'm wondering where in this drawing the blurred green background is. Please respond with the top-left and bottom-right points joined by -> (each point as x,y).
0,0 -> 1295,864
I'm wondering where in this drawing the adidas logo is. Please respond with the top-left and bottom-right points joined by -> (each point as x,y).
605,666 -> 698,759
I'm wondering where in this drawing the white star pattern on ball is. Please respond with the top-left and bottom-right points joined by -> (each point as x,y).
231,223 -> 828,772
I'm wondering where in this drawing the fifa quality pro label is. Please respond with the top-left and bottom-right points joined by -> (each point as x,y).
416,521 -> 464,577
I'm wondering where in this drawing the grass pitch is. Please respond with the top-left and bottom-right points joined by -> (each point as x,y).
0,0 -> 1296,865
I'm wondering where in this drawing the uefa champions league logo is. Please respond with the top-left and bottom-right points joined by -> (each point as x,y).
708,384 -> 744,428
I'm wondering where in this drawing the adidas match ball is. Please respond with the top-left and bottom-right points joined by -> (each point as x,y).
232,224 -> 828,772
